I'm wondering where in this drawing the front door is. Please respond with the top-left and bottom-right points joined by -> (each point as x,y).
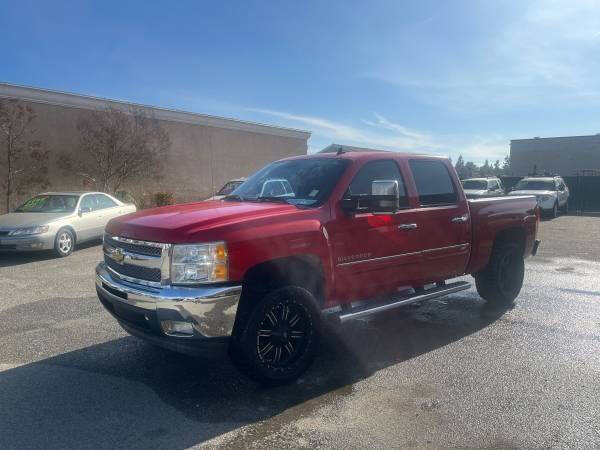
76,194 -> 103,241
407,159 -> 471,281
328,159 -> 423,302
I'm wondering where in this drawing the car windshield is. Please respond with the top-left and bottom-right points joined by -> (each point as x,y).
230,158 -> 350,206
462,180 -> 488,190
514,180 -> 555,191
216,181 -> 244,196
14,195 -> 79,213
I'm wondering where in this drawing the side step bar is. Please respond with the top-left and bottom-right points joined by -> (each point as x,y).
336,281 -> 471,323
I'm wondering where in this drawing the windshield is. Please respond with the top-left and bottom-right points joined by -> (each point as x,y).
514,180 -> 555,191
15,195 -> 79,213
217,181 -> 244,196
462,180 -> 488,190
230,158 -> 350,206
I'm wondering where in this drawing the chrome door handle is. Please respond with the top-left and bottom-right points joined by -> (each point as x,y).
451,214 -> 469,223
398,223 -> 418,230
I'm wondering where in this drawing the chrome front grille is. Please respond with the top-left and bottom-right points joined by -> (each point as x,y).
103,234 -> 171,287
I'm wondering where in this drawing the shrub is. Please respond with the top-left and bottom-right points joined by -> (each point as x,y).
153,192 -> 175,207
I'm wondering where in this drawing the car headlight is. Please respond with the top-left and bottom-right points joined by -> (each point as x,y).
171,242 -> 228,284
9,225 -> 50,236
537,195 -> 552,202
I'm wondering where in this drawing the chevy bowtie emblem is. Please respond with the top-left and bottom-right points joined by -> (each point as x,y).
110,247 -> 125,264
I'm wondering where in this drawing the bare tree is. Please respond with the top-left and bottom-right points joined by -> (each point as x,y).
0,99 -> 50,213
61,105 -> 170,193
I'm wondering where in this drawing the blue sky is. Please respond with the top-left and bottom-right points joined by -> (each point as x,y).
2,0 -> 600,164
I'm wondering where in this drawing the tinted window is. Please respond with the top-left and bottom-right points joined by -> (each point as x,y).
348,160 -> 408,207
462,180 -> 487,190
514,179 -> 555,191
95,194 -> 118,209
409,160 -> 458,206
80,195 -> 98,211
489,180 -> 499,190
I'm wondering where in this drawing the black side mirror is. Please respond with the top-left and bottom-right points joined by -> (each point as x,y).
79,206 -> 92,216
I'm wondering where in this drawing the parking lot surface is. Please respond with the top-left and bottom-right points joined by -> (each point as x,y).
1,215 -> 599,449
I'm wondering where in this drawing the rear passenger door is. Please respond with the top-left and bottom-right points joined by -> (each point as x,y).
408,159 -> 471,281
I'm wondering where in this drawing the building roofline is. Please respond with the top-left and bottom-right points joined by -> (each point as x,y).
0,82 -> 311,140
511,133 -> 600,143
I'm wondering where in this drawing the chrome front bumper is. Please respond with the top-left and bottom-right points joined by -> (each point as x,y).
95,262 -> 241,340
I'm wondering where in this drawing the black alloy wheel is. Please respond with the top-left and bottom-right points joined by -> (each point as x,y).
230,286 -> 319,385
256,301 -> 309,367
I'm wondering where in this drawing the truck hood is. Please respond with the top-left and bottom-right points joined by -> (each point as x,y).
0,212 -> 73,229
106,200 -> 298,243
509,190 -> 555,197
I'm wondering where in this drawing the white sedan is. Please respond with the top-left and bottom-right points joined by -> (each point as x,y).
0,191 -> 136,257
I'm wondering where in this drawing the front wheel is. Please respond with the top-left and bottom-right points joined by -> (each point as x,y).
552,201 -> 558,218
54,228 -> 74,257
230,286 -> 320,385
475,242 -> 524,307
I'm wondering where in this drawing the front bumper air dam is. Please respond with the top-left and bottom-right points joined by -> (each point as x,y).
95,262 -> 241,356
0,233 -> 55,251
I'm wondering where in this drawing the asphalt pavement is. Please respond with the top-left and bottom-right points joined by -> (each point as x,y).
0,215 -> 599,449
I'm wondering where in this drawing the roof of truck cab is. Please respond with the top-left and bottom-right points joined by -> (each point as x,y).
282,151 -> 448,163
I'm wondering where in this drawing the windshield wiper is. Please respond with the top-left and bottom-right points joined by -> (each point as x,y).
223,194 -> 245,202
253,196 -> 292,204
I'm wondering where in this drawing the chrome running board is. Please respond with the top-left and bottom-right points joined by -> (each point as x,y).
336,281 -> 471,323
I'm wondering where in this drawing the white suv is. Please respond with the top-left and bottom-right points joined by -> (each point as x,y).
509,176 -> 569,218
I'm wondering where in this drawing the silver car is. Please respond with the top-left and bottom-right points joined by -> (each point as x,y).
0,191 -> 136,257
461,177 -> 505,199
508,176 -> 569,218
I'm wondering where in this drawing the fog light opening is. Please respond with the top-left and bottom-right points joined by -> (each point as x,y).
160,320 -> 194,337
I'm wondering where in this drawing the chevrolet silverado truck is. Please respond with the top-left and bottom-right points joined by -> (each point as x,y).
96,151 -> 540,385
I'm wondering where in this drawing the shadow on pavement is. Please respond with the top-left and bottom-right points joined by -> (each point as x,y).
0,239 -> 101,268
0,292 -> 508,449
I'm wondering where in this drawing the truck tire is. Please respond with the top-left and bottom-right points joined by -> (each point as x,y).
475,242 -> 524,307
54,228 -> 75,257
229,286 -> 320,386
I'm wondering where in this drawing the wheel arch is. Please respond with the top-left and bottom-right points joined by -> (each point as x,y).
492,227 -> 525,255
232,255 -> 326,337
56,225 -> 78,245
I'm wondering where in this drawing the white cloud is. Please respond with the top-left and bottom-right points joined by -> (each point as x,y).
366,0 -> 600,111
247,108 -> 506,164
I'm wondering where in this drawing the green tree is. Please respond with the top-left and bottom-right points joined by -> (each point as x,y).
493,159 -> 501,175
454,154 -> 469,179
464,161 -> 479,178
501,155 -> 511,175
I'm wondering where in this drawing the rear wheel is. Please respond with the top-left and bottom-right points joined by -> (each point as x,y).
230,286 -> 320,385
54,228 -> 74,257
475,242 -> 524,307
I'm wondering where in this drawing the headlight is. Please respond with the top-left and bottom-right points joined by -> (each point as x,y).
9,225 -> 50,236
171,242 -> 228,284
537,195 -> 552,202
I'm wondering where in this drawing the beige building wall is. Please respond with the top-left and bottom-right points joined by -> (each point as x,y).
0,83 -> 310,207
510,135 -> 600,177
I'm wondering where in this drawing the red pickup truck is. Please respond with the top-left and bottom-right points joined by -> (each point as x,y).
96,152 -> 540,384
